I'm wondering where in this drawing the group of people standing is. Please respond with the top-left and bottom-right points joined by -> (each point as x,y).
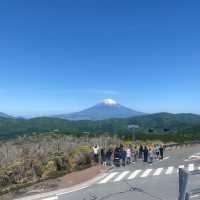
92,144 -> 165,167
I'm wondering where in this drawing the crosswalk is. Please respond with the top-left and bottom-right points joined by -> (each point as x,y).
98,163 -> 197,184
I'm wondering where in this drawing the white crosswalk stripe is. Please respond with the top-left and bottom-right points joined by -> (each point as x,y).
188,163 -> 194,171
42,197 -> 58,200
140,169 -> 152,178
99,172 -> 118,184
114,171 -> 130,182
127,170 -> 142,180
165,166 -> 174,175
97,163 -> 199,184
177,165 -> 184,172
153,168 -> 163,176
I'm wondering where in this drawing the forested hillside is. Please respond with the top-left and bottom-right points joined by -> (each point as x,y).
0,113 -> 200,139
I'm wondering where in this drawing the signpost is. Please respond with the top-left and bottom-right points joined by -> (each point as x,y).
128,124 -> 139,143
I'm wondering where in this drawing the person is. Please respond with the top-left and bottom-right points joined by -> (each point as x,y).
93,144 -> 99,163
100,148 -> 106,166
134,146 -> 138,162
119,144 -> 124,166
106,148 -> 113,166
148,148 -> 153,163
155,144 -> 160,159
139,145 -> 143,159
143,146 -> 148,162
121,149 -> 126,167
114,146 -> 121,167
126,145 -> 132,165
159,145 -> 164,160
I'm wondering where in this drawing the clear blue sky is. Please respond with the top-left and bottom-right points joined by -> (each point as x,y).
0,0 -> 200,116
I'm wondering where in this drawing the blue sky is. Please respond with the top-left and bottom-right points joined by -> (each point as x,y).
0,0 -> 200,116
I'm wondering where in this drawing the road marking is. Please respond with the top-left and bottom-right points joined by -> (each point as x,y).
188,163 -> 194,171
165,166 -> 174,175
163,156 -> 169,160
191,194 -> 200,198
127,170 -> 142,180
99,172 -> 118,184
177,165 -> 184,172
140,169 -> 152,178
114,171 -> 130,182
153,168 -> 163,176
42,197 -> 58,200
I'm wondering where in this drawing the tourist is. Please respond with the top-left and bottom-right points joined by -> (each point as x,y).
114,146 -> 121,167
106,148 -> 113,166
93,144 -> 99,163
139,144 -> 143,159
143,146 -> 148,162
126,145 -> 132,165
134,145 -> 138,162
159,145 -> 164,160
100,148 -> 106,166
148,148 -> 153,163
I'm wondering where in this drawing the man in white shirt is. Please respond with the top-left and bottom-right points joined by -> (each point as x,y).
93,144 -> 99,163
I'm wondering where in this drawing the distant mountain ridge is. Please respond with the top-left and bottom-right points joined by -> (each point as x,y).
0,112 -> 13,118
54,99 -> 144,120
0,112 -> 200,139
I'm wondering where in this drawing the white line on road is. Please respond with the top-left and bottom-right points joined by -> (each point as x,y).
140,169 -> 152,178
163,156 -> 169,160
165,166 -> 174,175
188,163 -> 194,171
177,165 -> 184,172
114,171 -> 130,182
127,170 -> 142,180
42,197 -> 58,200
153,168 -> 163,176
99,172 -> 118,184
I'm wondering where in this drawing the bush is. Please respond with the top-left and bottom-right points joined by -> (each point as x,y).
68,146 -> 92,171
42,161 -> 57,178
0,175 -> 10,187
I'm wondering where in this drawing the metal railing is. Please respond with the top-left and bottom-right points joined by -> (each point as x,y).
178,168 -> 200,200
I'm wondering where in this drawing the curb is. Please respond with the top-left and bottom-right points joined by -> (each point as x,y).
14,169 -> 109,200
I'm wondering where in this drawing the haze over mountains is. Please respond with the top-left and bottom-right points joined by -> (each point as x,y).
0,112 -> 13,118
54,99 -> 144,120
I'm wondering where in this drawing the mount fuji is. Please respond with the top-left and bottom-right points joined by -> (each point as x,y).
54,99 -> 144,120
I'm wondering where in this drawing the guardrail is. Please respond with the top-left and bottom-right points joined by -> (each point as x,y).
178,168 -> 200,200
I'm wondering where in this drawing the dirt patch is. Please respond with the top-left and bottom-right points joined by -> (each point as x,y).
58,165 -> 106,188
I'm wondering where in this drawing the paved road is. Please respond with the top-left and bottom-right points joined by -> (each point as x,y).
20,145 -> 200,200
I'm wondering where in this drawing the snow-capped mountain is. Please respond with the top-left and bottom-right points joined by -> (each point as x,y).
55,99 -> 144,120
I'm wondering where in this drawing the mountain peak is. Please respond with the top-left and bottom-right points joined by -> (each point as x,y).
101,99 -> 117,106
54,99 -> 144,120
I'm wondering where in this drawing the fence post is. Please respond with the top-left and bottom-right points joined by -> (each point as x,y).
185,193 -> 190,200
178,168 -> 189,200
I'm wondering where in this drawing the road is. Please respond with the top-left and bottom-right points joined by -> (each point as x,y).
17,144 -> 200,200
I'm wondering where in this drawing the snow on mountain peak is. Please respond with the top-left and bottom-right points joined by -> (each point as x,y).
102,99 -> 117,105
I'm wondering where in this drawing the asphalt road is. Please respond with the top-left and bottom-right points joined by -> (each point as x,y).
21,144 -> 200,200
